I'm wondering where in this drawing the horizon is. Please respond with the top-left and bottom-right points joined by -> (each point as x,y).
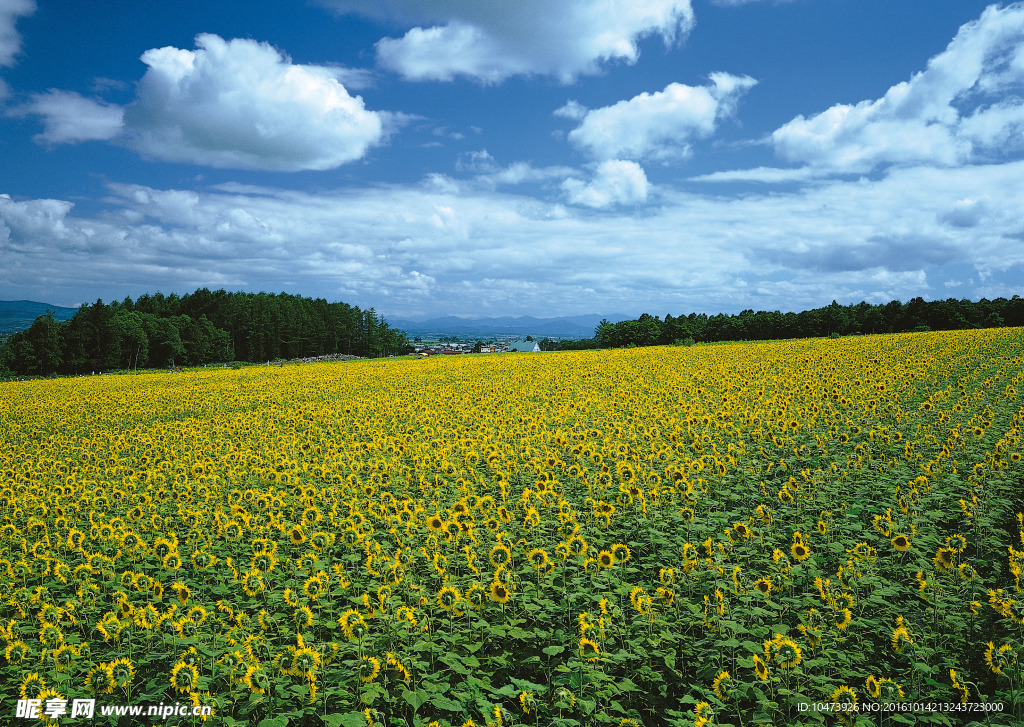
1,1 -> 1022,317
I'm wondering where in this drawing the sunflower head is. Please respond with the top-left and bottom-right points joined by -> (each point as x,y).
579,637 -> 600,662
753,653 -> 769,681
712,670 -> 734,701
358,655 -> 381,683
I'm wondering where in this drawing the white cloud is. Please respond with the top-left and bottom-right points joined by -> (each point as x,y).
0,0 -> 34,68
553,100 -> 588,121
5,159 -> 1024,317
562,160 -> 649,208
567,74 -> 757,161
17,34 -> 389,171
322,0 -> 695,83
456,150 -> 575,189
123,34 -> 385,170
16,90 -> 123,144
688,166 -> 825,183
771,3 -> 1024,173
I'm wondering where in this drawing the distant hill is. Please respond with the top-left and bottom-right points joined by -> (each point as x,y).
388,313 -> 633,339
0,300 -> 78,335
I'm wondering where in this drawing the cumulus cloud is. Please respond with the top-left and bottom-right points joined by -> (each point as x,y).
771,3 -> 1024,173
123,34 -> 385,170
562,160 -> 649,207
15,90 -> 123,144
567,74 -> 757,161
0,0 -> 34,68
17,34 -> 389,171
322,0 -> 695,83
553,100 -> 588,121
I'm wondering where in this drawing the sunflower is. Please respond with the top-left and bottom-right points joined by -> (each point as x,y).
950,668 -> 970,704
597,550 -> 615,568
250,552 -> 277,573
765,633 -> 802,669
933,547 -> 955,572
865,674 -> 880,699
243,664 -> 270,694
108,657 -> 135,688
579,637 -> 600,662
84,664 -> 115,695
385,652 -> 411,681
489,580 -> 510,604
611,543 -> 631,563
5,639 -> 28,663
526,548 -> 552,573
35,688 -> 66,723
427,514 -> 446,533
465,583 -> 487,610
984,641 -> 1017,675
337,609 -> 367,639
488,544 -> 511,569
877,678 -> 904,700
395,605 -> 418,629
38,623 -> 64,649
242,571 -> 266,597
712,670 -> 734,701
170,661 -> 199,694
19,672 -> 46,700
358,655 -> 381,683
303,572 -> 328,600
294,606 -> 314,628
945,533 -> 967,553
890,534 -> 911,552
519,690 -> 537,714
293,646 -> 321,675
50,643 -> 77,670
753,577 -> 773,596
629,586 -> 649,613
891,623 -> 913,652
436,585 -> 461,613
829,685 -> 857,710
790,541 -> 811,562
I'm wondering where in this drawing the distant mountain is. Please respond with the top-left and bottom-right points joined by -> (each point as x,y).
0,300 -> 78,335
388,313 -> 633,338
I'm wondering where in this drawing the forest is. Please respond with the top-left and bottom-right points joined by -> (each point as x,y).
0,289 -> 411,376
540,295 -> 1024,351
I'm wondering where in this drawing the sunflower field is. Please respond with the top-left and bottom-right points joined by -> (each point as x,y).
2,328 -> 1023,727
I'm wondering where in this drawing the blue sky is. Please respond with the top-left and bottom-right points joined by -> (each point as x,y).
0,0 -> 1021,319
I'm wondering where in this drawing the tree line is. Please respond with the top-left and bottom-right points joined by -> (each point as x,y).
540,296 -> 1024,351
0,289 -> 411,376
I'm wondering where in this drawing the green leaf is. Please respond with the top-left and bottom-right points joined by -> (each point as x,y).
402,689 -> 429,709
431,695 -> 464,711
543,645 -> 565,656
326,713 -> 371,727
